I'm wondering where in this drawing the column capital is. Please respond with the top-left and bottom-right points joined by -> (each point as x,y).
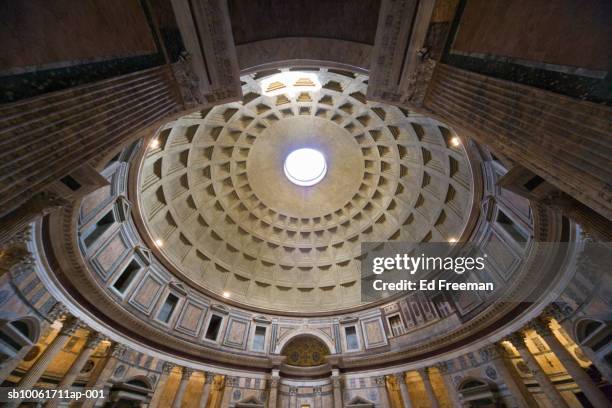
289,386 -> 298,395
542,303 -> 569,322
314,385 -> 322,395
417,367 -> 432,378
481,344 -> 505,361
204,372 -> 216,384
85,331 -> 105,349
181,367 -> 194,380
162,362 -> 176,374
506,331 -> 528,348
47,303 -> 70,322
374,376 -> 386,386
60,318 -> 81,335
528,319 -> 554,337
269,376 -> 279,388
434,361 -> 451,373
110,343 -> 127,359
226,376 -> 238,386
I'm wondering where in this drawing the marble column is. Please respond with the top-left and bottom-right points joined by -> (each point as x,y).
331,369 -> 343,408
435,362 -> 462,408
289,386 -> 298,408
172,367 -> 193,408
0,340 -> 35,384
507,332 -> 569,408
375,376 -> 390,408
7,318 -> 80,408
418,368 -> 439,408
314,385 -> 323,408
149,362 -> 175,408
198,371 -> 214,408
533,319 -> 610,408
396,372 -> 413,408
545,303 -> 612,382
44,331 -> 104,408
483,344 -> 538,408
77,343 -> 126,408
268,371 -> 280,408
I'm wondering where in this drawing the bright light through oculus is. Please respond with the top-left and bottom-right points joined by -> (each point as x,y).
284,148 -> 327,186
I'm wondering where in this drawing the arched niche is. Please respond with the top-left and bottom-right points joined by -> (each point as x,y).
0,317 -> 40,362
280,335 -> 331,367
107,375 -> 153,406
575,318 -> 605,344
457,377 -> 499,407
274,328 -> 335,355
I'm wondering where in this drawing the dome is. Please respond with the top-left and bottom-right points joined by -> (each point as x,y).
134,69 -> 475,312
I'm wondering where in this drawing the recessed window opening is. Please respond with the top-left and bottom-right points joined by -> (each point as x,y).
205,315 -> 223,341
83,210 -> 115,247
113,260 -> 140,294
345,326 -> 359,350
157,293 -> 178,323
60,175 -> 82,191
496,210 -> 528,245
252,326 -> 266,351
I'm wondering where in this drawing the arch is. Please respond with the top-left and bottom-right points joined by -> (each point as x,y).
123,375 -> 153,390
575,318 -> 605,344
457,377 -> 499,407
9,317 -> 40,343
0,316 -> 40,355
274,328 -> 335,354
280,334 -> 331,367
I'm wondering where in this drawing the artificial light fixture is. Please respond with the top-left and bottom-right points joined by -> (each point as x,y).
154,239 -> 163,247
150,138 -> 160,148
222,291 -> 231,298
284,148 -> 327,186
450,136 -> 461,147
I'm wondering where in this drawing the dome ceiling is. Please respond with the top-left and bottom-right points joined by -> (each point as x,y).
136,68 -> 474,312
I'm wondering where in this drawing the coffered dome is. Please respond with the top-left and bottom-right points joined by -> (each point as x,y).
135,68 -> 475,312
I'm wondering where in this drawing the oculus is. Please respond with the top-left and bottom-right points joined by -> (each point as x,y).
283,148 -> 327,186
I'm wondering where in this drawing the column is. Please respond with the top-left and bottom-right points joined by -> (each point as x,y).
77,343 -> 126,408
0,339 -> 36,384
314,386 -> 323,408
396,373 -> 413,408
172,367 -> 193,408
533,319 -> 610,408
289,386 -> 298,408
7,318 -> 80,408
435,362 -> 462,408
418,368 -> 439,408
44,331 -> 104,408
149,362 -> 175,408
198,371 -> 214,408
374,376 -> 390,408
546,303 -> 612,382
223,376 -> 238,407
507,332 -> 569,408
482,344 -> 538,408
331,369 -> 343,408
268,370 -> 280,408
